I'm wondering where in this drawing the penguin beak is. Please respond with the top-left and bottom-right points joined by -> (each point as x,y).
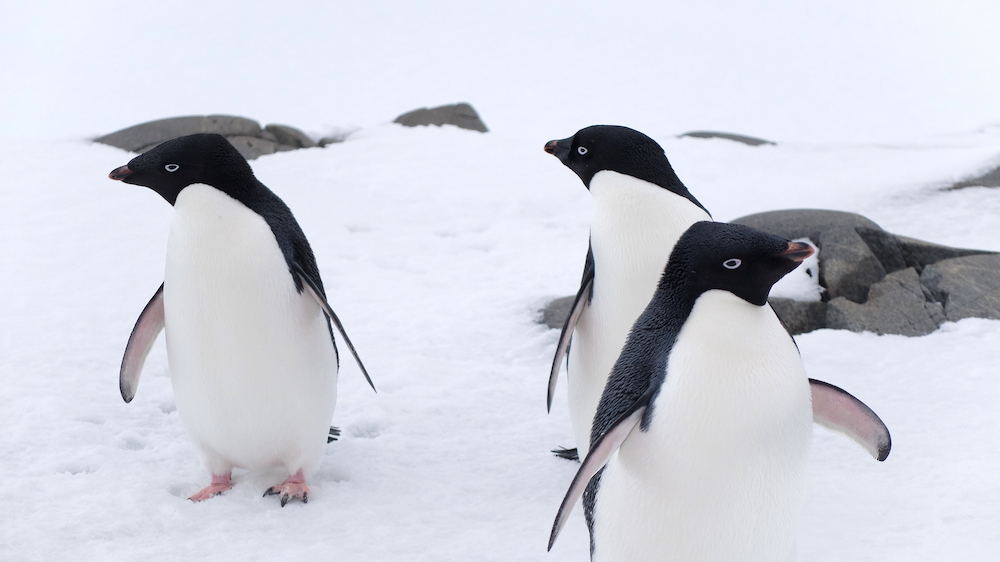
779,241 -> 815,263
544,137 -> 572,163
109,166 -> 133,181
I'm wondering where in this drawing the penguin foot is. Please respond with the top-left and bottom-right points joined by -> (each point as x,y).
188,473 -> 233,501
551,447 -> 580,461
264,470 -> 310,507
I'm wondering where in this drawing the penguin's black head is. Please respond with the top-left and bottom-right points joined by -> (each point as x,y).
544,125 -> 706,212
670,221 -> 813,306
108,133 -> 254,205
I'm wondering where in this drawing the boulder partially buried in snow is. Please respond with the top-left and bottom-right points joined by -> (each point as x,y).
94,115 -> 317,160
394,103 -> 488,132
947,160 -> 1000,190
732,209 -> 998,335
537,209 -> 1000,337
678,130 -> 776,146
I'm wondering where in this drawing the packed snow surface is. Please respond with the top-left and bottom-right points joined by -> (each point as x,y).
2,2 -> 1000,561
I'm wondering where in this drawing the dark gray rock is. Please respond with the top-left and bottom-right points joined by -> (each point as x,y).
394,103 -> 488,132
947,161 -> 1000,190
540,296 -> 575,330
678,131 -> 776,146
225,136 -> 296,160
95,115 -> 323,160
262,124 -> 316,148
826,268 -> 946,336
95,115 -> 262,152
854,227 -> 908,274
768,298 -> 827,335
731,209 -> 881,244
920,255 -> 1000,322
893,235 -> 994,272
733,210 -> 886,303
817,226 -> 887,303
729,209 -> 998,336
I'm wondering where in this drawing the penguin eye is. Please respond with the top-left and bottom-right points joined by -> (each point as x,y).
723,258 -> 742,270
165,164 -> 180,172
577,146 -> 588,155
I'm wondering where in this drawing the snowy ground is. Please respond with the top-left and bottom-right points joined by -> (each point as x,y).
2,2 -> 1000,561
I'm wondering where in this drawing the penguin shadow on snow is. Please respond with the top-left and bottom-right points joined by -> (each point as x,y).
108,133 -> 375,507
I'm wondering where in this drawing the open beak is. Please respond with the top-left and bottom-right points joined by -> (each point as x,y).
779,241 -> 815,263
109,166 -> 132,181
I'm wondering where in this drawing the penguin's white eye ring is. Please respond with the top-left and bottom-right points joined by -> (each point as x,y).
577,146 -> 588,155
165,164 -> 180,172
723,258 -> 742,270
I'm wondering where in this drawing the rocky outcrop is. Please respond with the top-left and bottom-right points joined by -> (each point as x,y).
678,131 -> 775,146
394,103 -> 488,132
94,115 -> 319,160
947,161 -> 1000,190
538,209 -> 1000,337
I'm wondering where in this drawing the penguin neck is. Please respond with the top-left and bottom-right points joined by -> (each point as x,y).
588,170 -> 712,316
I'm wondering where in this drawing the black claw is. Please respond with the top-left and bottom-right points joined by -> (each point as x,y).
551,447 -> 580,461
302,492 -> 308,504
264,487 -> 277,497
280,494 -> 289,507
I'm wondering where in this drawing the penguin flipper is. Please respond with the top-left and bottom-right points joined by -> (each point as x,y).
547,247 -> 595,413
810,378 -> 891,461
291,262 -> 376,393
120,283 -> 165,403
547,276 -> 593,412
549,394 -> 647,551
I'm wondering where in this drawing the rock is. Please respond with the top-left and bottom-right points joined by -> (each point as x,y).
768,298 -> 827,335
947,162 -> 1000,190
262,124 -> 316,148
540,296 -> 575,330
826,268 -> 946,336
733,210 -> 887,303
394,103 -> 488,132
225,136 -> 296,160
95,115 -> 262,152
729,208 -> 997,336
94,115 -> 320,160
817,226 -> 887,303
678,131 -> 775,146
893,234 -> 993,272
920,255 -> 1000,322
731,209 -> 881,243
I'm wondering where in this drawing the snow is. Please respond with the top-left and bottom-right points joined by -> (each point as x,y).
2,2 -> 1000,561
771,239 -> 823,302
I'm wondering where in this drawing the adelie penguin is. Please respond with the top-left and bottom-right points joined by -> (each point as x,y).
548,221 -> 892,562
110,133 -> 375,505
544,125 -> 712,460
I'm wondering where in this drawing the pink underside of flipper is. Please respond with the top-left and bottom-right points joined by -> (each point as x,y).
264,469 -> 310,506
188,473 -> 233,502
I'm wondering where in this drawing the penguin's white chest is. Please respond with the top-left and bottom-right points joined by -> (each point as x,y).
593,291 -> 812,562
568,172 -> 711,457
163,184 -> 337,476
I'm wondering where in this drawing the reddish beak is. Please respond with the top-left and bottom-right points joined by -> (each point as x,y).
109,166 -> 132,181
779,241 -> 814,262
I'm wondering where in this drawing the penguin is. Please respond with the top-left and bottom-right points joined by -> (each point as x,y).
544,125 -> 712,460
110,133 -> 375,505
548,221 -> 891,561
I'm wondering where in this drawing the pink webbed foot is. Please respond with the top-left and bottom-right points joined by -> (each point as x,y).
188,473 -> 233,502
264,470 -> 310,507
